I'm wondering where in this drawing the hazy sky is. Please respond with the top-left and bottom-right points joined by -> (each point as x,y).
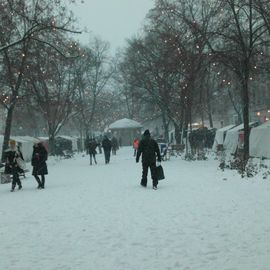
70,0 -> 155,52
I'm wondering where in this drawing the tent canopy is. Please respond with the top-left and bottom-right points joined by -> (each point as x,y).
212,124 -> 235,151
223,122 -> 258,156
109,118 -> 142,130
250,121 -> 270,159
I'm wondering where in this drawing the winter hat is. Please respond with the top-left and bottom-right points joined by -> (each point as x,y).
143,129 -> 150,136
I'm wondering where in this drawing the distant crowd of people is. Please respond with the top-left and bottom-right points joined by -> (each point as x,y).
85,131 -> 162,189
86,135 -> 119,165
2,130 -> 162,192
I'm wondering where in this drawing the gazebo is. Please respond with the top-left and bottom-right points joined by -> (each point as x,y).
108,118 -> 142,146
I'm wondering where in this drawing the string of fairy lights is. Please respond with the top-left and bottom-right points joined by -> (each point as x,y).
140,1 -> 270,123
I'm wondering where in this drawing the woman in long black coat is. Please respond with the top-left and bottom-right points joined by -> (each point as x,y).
88,138 -> 99,165
31,142 -> 48,189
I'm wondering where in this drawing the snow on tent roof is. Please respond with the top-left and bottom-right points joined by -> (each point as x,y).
38,137 -> 49,141
226,122 -> 256,133
217,124 -> 236,132
14,136 -> 39,143
109,118 -> 142,129
252,120 -> 270,129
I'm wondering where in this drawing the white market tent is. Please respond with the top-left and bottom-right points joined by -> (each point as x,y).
250,121 -> 270,159
212,124 -> 236,151
108,118 -> 142,146
223,122 -> 257,157
109,118 -> 142,130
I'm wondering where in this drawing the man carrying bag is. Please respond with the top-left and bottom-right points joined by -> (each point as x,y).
136,130 -> 162,190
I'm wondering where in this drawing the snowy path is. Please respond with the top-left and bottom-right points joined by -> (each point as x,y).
0,147 -> 270,270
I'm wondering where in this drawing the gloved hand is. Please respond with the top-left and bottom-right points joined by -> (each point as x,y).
136,159 -> 139,163
156,161 -> 161,166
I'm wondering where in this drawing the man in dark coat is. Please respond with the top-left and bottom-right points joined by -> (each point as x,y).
31,142 -> 48,189
102,136 -> 112,164
136,130 -> 161,190
88,138 -> 99,165
111,136 -> 119,155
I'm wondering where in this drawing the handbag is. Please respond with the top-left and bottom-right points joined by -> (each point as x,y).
16,157 -> 26,170
156,165 -> 165,180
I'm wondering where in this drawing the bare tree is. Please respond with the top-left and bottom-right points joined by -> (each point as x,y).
0,0 -> 80,160
26,41 -> 79,154
209,0 -> 270,166
74,38 -> 114,137
0,0 -> 80,52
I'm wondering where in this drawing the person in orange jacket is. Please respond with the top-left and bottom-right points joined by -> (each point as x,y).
133,138 -> 139,157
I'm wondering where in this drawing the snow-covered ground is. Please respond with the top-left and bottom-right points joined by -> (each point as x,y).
0,147 -> 270,270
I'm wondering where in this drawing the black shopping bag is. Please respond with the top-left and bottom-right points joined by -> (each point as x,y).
156,165 -> 165,180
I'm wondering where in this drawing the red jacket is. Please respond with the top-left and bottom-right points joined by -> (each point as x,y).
133,139 -> 139,149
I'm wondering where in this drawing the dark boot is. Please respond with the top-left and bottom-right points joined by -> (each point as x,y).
41,175 -> 45,189
34,175 -> 42,189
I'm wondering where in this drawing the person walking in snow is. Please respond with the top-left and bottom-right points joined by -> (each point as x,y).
102,135 -> 112,164
133,138 -> 139,157
31,142 -> 48,189
111,136 -> 119,155
97,136 -> 102,154
118,137 -> 122,147
136,130 -> 161,190
88,138 -> 99,165
4,139 -> 23,192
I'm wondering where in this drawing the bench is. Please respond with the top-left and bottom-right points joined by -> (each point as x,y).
0,167 -> 29,184
158,143 -> 169,161
61,150 -> 74,159
168,144 -> 185,157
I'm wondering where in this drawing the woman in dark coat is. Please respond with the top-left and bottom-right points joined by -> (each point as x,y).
88,138 -> 99,165
31,142 -> 48,189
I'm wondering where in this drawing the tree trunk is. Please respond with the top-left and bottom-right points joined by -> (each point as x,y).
49,132 -> 55,156
174,123 -> 181,144
88,94 -> 97,136
1,106 -> 14,162
242,75 -> 250,167
161,110 -> 169,142
206,86 -> 213,128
